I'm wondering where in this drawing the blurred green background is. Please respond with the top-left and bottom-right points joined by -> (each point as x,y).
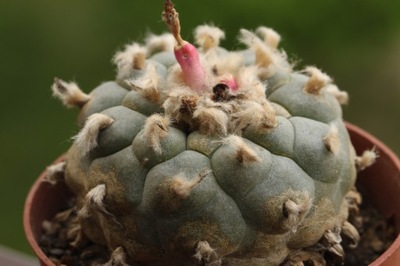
0,0 -> 399,256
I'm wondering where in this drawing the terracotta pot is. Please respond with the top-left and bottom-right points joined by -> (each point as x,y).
23,123 -> 400,266
23,155 -> 71,266
346,123 -> 400,266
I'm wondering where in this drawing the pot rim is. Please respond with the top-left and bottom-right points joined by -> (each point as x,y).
345,122 -> 400,266
23,123 -> 400,266
23,156 -> 65,266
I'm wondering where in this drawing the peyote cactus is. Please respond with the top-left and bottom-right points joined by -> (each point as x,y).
46,1 -> 376,265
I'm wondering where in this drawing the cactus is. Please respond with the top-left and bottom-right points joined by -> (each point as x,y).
46,1 -> 375,265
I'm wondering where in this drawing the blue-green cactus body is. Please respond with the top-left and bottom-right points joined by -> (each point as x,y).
54,25 -> 358,266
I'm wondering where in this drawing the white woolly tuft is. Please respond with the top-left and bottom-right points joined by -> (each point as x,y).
326,84 -> 349,105
145,33 -> 175,54
143,114 -> 171,155
206,51 -> 244,78
283,193 -> 312,232
194,25 -> 226,51
239,29 -> 261,48
78,184 -> 108,218
126,62 -> 164,102
73,113 -> 114,156
51,78 -> 90,108
239,29 -> 273,68
69,226 -> 87,249
88,184 -> 106,205
78,185 -> 122,228
113,42 -> 147,81
162,87 -> 199,127
256,26 -> 281,49
223,135 -> 261,164
199,96 -> 238,114
323,124 -> 341,155
303,66 -> 332,95
193,106 -> 228,136
170,173 -> 192,199
230,100 -> 277,134
356,148 -> 378,171
324,229 -> 344,257
170,170 -> 209,199
341,221 -> 360,248
236,66 -> 267,99
106,247 -> 129,266
45,161 -> 66,185
239,29 -> 289,71
194,241 -> 221,264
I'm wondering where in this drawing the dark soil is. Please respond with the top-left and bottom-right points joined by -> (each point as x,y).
39,199 -> 110,266
342,196 -> 397,265
39,193 -> 397,266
